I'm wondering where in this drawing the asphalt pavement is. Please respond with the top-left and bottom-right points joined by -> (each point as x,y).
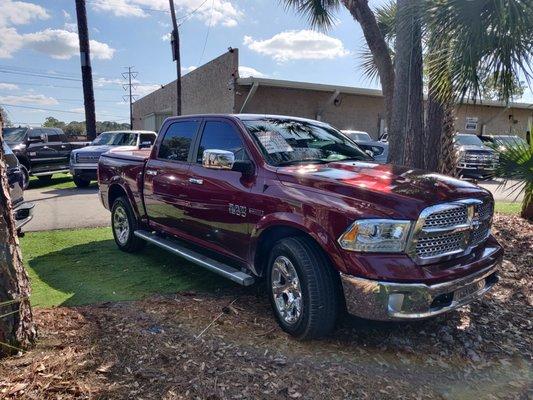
21,178 -> 522,232
24,185 -> 110,232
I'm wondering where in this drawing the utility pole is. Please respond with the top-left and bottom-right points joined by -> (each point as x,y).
75,0 -> 97,140
122,67 -> 138,130
169,0 -> 182,115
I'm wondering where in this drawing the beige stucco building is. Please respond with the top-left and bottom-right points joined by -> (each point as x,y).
133,49 -> 533,140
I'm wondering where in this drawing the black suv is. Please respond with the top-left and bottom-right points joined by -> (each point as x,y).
3,141 -> 34,235
3,126 -> 87,188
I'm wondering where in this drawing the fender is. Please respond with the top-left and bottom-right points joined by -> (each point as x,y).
108,177 -> 143,220
250,211 -> 348,275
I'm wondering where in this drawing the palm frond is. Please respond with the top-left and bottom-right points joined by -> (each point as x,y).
282,0 -> 340,30
494,140 -> 533,206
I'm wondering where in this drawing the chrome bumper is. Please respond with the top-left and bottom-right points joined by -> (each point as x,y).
13,201 -> 35,231
341,251 -> 501,321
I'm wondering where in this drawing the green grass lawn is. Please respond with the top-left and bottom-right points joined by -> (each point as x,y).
28,174 -> 97,190
21,227 -> 233,308
494,201 -> 522,215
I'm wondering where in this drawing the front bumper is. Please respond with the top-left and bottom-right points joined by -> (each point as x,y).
70,164 -> 98,180
13,201 -> 35,231
341,246 -> 502,320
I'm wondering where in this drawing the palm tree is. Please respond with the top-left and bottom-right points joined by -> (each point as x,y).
494,138 -> 533,220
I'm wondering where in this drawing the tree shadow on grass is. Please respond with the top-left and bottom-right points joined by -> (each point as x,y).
27,239 -> 238,307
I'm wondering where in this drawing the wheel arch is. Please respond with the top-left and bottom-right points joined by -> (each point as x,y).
252,219 -> 346,278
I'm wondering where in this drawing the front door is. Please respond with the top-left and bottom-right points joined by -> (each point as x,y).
184,119 -> 254,262
143,119 -> 200,236
28,129 -> 58,173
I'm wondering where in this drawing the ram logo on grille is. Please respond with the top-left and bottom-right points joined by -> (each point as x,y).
408,199 -> 493,265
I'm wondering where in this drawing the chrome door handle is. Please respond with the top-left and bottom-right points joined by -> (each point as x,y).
189,178 -> 203,185
146,169 -> 158,176
42,146 -> 49,149
61,145 -> 66,148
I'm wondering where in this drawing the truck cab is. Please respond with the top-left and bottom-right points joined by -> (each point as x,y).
98,114 -> 503,339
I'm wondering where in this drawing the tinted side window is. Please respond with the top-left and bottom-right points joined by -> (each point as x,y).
140,133 -> 156,145
197,121 -> 247,163
158,121 -> 199,161
46,129 -> 61,142
28,129 -> 43,138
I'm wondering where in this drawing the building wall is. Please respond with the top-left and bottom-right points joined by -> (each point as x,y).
132,50 -> 239,130
455,104 -> 532,138
235,85 -> 387,138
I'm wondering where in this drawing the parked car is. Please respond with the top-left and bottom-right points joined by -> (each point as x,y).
479,134 -> 528,150
3,141 -> 34,235
341,130 -> 389,163
4,126 -> 89,189
98,114 -> 502,339
70,130 -> 157,187
454,133 -> 499,180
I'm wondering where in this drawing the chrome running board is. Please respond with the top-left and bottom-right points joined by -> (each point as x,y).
133,230 -> 255,286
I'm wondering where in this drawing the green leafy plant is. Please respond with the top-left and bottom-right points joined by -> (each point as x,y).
494,138 -> 533,220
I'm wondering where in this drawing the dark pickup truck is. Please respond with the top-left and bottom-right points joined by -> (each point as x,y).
3,142 -> 34,235
98,114 -> 503,339
4,126 -> 88,188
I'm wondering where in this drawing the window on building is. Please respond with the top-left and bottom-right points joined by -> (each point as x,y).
196,121 -> 247,163
158,121 -> 199,161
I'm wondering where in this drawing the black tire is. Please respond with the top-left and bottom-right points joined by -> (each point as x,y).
73,176 -> 91,188
267,236 -> 341,339
19,165 -> 30,190
111,196 -> 145,253
37,174 -> 53,182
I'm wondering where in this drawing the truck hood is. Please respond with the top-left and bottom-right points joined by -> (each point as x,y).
276,161 -> 490,220
74,144 -> 137,155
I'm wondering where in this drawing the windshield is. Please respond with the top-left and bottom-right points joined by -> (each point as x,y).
242,118 -> 371,166
3,127 -> 28,144
494,136 -> 527,146
2,141 -> 14,155
455,134 -> 483,146
344,131 -> 371,142
92,132 -> 138,146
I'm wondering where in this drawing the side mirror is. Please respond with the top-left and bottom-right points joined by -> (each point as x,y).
139,141 -> 153,149
28,135 -> 45,144
202,149 -> 235,170
364,149 -> 374,158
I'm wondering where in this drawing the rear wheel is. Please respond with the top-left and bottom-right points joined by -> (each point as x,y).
73,176 -> 91,188
111,196 -> 145,253
267,236 -> 341,339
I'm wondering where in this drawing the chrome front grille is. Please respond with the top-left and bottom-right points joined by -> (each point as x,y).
408,199 -> 493,265
76,153 -> 101,164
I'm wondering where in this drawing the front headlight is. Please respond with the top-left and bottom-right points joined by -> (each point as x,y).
338,219 -> 412,253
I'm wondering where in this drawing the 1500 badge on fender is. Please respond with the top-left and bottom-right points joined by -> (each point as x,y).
229,203 -> 247,217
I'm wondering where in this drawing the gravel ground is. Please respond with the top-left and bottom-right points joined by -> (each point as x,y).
0,215 -> 531,399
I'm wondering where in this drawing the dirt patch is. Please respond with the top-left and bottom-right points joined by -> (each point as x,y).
1,216 -> 531,399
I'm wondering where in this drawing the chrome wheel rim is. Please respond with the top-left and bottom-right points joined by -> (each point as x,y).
113,205 -> 130,245
271,255 -> 302,325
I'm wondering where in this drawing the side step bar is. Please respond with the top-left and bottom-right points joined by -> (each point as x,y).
32,170 -> 70,177
134,230 -> 255,286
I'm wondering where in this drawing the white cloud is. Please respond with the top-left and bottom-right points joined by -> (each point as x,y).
136,84 -> 162,97
181,66 -> 197,74
243,30 -> 350,62
91,0 -> 242,27
0,83 -> 19,90
161,33 -> 171,41
62,10 -> 71,20
0,0 -> 49,27
0,28 -> 115,60
69,107 -> 85,113
0,94 -> 58,106
64,22 -> 77,32
238,66 -> 267,78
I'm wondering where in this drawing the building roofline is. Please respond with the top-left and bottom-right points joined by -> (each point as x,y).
236,77 -> 533,110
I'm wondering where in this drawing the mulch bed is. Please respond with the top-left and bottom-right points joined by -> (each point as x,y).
1,215 -> 531,399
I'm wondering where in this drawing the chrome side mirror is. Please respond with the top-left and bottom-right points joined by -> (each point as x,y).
364,149 -> 374,157
202,149 -> 235,170
139,141 -> 153,149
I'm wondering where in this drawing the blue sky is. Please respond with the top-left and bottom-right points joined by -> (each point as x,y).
0,0 -> 531,126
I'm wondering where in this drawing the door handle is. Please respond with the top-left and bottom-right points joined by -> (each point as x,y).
189,178 -> 203,185
146,169 -> 158,176
42,146 -> 49,149
61,145 -> 66,148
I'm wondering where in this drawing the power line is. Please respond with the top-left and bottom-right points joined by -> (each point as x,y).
198,0 -> 214,65
177,0 -> 209,25
85,0 -> 170,14
0,81 -> 124,92
1,103 -> 127,119
0,69 -> 82,82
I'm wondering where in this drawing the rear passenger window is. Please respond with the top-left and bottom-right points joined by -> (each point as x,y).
46,129 -> 61,142
196,121 -> 247,163
158,121 -> 199,162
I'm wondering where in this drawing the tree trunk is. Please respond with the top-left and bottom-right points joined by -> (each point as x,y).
388,0 -> 425,168
521,189 -> 533,221
0,117 -> 36,356
342,0 -> 394,133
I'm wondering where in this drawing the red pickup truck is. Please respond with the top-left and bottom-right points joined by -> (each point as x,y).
98,114 -> 503,339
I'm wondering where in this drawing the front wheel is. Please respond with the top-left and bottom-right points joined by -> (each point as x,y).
111,196 -> 145,253
267,236 -> 341,339
19,165 -> 30,190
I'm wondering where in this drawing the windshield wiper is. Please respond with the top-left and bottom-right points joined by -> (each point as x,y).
276,159 -> 330,167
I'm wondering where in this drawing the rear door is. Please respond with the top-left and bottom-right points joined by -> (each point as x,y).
28,128 -> 55,173
47,129 -> 71,169
143,119 -> 201,236
184,118 -> 254,261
